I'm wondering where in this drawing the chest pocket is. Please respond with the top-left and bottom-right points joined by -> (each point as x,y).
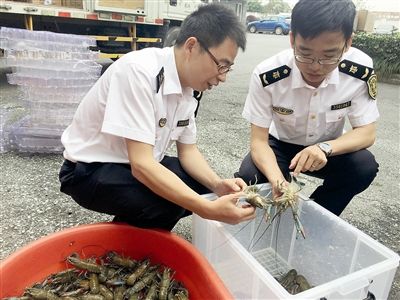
273,113 -> 297,127
326,110 -> 346,134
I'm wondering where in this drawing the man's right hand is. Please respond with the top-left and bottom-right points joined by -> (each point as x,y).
202,192 -> 256,225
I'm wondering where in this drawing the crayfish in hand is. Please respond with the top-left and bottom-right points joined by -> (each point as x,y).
242,175 -> 306,240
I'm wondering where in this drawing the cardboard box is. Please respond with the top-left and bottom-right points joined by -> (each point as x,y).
28,0 -> 63,6
193,184 -> 399,299
61,0 -> 83,9
97,0 -> 144,10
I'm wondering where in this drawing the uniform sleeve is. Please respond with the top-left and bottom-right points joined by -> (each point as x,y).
347,80 -> 379,128
242,69 -> 273,128
101,64 -> 156,145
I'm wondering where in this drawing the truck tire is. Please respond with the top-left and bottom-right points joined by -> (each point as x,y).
163,26 -> 181,47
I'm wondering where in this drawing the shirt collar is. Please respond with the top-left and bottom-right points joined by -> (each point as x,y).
161,46 -> 186,95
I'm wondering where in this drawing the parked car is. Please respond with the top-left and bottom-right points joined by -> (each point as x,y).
247,15 -> 291,35
246,14 -> 260,24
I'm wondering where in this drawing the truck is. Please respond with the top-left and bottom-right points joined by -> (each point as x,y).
0,0 -> 209,59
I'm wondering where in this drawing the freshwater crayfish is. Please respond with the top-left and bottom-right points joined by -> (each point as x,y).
275,268 -> 312,295
242,174 -> 306,240
4,252 -> 189,300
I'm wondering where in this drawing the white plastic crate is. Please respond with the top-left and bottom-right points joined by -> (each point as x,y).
192,184 -> 399,300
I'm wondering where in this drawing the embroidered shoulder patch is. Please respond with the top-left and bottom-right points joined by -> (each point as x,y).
259,65 -> 291,87
339,60 -> 377,100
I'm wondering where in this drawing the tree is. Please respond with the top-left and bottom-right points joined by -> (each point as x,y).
247,0 -> 264,13
353,0 -> 368,10
264,0 -> 291,14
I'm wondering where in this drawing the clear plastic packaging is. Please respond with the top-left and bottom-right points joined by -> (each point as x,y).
0,27 -> 96,47
0,108 -> 10,153
20,86 -> 91,104
1,26 -> 101,153
4,48 -> 99,61
7,73 -> 98,87
8,119 -> 65,153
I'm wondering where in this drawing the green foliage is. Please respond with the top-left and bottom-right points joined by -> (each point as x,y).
247,0 -> 264,13
247,0 -> 291,14
264,0 -> 291,14
352,32 -> 400,79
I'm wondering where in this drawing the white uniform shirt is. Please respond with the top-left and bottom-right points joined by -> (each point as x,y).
243,47 -> 379,146
61,47 -> 198,163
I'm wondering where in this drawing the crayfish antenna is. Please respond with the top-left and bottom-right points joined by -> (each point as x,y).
292,210 -> 306,239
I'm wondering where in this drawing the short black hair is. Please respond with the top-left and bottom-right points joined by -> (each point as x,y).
175,3 -> 246,51
291,0 -> 356,40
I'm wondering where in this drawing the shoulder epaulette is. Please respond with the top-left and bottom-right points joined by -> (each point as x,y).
193,90 -> 202,117
156,67 -> 164,93
259,65 -> 291,87
193,90 -> 202,101
339,59 -> 377,100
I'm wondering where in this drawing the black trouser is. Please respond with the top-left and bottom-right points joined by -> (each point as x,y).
59,156 -> 211,231
234,135 -> 379,216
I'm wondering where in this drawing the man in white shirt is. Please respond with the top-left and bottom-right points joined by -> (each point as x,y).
59,3 -> 256,230
235,0 -> 379,216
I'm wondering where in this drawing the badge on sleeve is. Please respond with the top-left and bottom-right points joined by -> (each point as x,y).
156,67 -> 164,93
367,73 -> 377,100
159,118 -> 167,127
339,60 -> 377,100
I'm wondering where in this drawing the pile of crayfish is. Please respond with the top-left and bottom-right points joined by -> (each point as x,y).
243,175 -> 306,239
4,252 -> 188,300
275,269 -> 312,295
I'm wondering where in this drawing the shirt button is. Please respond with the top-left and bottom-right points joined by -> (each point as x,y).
313,92 -> 318,96
308,134 -> 314,137
310,115 -> 316,119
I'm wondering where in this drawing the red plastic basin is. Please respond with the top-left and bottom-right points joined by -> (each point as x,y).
0,222 -> 233,300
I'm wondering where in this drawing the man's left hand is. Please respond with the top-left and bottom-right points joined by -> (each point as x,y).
289,145 -> 327,176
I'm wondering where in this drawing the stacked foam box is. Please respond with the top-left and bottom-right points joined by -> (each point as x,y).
0,27 -> 101,153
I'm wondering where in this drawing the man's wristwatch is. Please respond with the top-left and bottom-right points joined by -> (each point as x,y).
318,142 -> 332,157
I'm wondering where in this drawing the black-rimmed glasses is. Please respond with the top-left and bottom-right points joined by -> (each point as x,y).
294,44 -> 346,65
198,41 -> 232,74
